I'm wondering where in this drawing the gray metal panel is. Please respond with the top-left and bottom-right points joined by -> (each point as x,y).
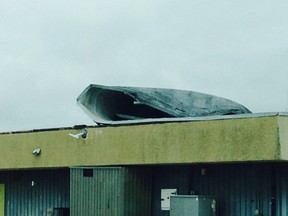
70,167 -> 152,216
70,167 -> 124,216
0,169 -> 69,216
170,196 -> 199,216
198,197 -> 216,216
170,195 -> 216,216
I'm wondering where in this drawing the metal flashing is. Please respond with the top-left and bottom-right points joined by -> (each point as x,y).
1,112 -> 287,135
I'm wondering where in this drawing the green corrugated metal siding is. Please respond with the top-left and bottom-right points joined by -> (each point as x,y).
123,167 -> 152,215
191,164 -> 273,216
152,166 -> 191,216
151,164 -> 281,216
70,167 -> 124,216
0,184 -> 4,216
70,167 -> 152,216
0,169 -> 69,216
3,164 -> 288,215
275,164 -> 288,216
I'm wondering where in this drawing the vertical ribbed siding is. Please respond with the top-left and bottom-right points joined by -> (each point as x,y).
70,167 -> 124,216
276,164 -> 288,216
152,164 -> 277,216
0,169 -> 69,216
124,167 -> 152,216
70,167 -> 152,216
191,164 -> 273,216
4,164 -> 288,216
152,166 -> 191,216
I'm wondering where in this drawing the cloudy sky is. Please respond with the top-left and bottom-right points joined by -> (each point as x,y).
1,0 -> 288,132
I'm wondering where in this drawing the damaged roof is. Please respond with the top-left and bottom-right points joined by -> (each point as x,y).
77,84 -> 251,125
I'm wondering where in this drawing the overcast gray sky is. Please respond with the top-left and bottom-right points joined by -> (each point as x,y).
1,0 -> 288,132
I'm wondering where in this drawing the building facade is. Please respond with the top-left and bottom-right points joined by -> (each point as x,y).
0,113 -> 288,215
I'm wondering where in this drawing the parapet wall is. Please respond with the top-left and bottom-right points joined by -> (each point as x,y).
0,114 -> 286,169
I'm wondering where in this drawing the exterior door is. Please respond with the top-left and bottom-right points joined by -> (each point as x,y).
0,184 -> 4,216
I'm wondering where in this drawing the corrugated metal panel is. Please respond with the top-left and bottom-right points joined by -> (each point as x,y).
70,167 -> 152,216
191,164 -> 273,216
123,167 -> 152,216
0,169 -> 69,216
5,164 -> 288,216
151,164 -> 276,216
275,164 -> 288,216
170,195 -> 216,216
0,184 -> 4,216
152,166 -> 191,216
70,167 -> 124,216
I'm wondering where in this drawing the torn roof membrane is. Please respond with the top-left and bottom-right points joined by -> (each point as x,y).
77,84 -> 252,125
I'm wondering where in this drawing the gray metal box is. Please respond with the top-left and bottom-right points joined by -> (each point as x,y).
170,195 -> 216,216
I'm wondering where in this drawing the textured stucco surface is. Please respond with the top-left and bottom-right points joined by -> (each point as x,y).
0,116 -> 282,169
278,116 -> 288,160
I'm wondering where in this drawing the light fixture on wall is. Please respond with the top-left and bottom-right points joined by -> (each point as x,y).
68,129 -> 87,139
32,147 -> 41,156
201,168 -> 207,176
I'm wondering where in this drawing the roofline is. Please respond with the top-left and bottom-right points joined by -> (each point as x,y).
1,112 -> 287,135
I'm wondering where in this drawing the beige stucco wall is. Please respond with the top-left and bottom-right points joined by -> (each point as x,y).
0,116 -> 281,169
278,116 -> 288,160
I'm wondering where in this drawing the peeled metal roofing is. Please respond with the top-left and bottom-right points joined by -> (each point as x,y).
77,84 -> 252,125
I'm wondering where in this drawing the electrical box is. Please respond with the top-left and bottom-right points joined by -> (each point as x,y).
170,195 -> 216,216
161,189 -> 177,210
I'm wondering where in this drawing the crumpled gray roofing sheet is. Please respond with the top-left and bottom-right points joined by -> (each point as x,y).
77,84 -> 251,125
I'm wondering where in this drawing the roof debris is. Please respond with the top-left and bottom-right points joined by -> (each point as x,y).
77,84 -> 251,125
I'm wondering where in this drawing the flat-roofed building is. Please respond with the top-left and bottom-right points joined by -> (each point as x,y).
1,113 -> 288,215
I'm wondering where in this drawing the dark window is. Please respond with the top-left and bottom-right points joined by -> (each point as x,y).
83,169 -> 93,177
